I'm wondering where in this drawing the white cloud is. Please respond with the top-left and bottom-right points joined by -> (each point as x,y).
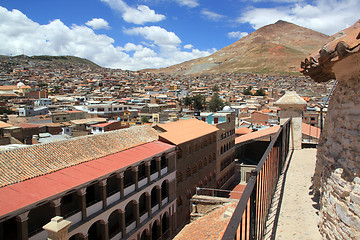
100,0 -> 165,24
85,18 -> 110,30
174,0 -> 199,8
201,9 -> 225,21
228,31 -> 248,39
125,26 -> 182,49
237,0 -> 360,35
0,6 -> 213,71
184,44 -> 193,49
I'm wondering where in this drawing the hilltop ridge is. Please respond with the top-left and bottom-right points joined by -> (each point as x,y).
142,20 -> 330,75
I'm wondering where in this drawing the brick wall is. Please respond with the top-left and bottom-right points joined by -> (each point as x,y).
313,53 -> 360,239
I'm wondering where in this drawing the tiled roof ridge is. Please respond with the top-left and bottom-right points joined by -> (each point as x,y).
300,20 -> 360,82
0,125 -> 159,188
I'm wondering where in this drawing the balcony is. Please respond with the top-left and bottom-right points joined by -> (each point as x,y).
221,119 -> 321,239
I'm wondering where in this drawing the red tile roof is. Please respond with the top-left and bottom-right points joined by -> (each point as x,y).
300,20 -> 360,82
235,125 -> 280,144
90,122 -> 113,128
235,127 -> 252,135
302,122 -> 320,139
0,141 -> 174,218
0,125 -> 158,188
174,201 -> 238,240
157,118 -> 218,145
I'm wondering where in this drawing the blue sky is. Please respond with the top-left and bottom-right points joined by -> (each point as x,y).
0,0 -> 358,70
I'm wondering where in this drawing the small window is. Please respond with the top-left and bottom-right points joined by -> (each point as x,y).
177,171 -> 183,184
192,164 -> 197,174
114,107 -> 117,111
186,167 -> 191,177
108,108 -> 111,111
56,117 -> 59,120
90,108 -> 94,112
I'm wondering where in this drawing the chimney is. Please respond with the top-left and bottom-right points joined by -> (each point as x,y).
43,216 -> 71,240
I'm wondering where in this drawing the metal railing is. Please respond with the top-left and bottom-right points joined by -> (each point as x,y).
222,118 -> 291,240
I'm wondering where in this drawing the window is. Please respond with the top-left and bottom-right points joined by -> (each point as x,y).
186,167 -> 191,177
98,108 -> 104,112
177,171 -> 183,184
214,117 -> 218,124
177,147 -> 182,159
62,117 -> 66,120
114,107 -> 117,111
192,164 -> 197,174
108,108 -> 111,111
56,117 -> 59,120
177,196 -> 183,208
90,108 -> 94,112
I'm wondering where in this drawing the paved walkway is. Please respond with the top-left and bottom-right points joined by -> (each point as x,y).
275,148 -> 322,240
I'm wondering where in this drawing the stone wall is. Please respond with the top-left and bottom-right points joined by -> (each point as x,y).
313,53 -> 360,239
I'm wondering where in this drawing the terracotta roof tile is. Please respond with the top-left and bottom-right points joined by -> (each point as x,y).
174,202 -> 238,240
300,20 -> 360,82
157,118 -> 218,145
235,125 -> 280,144
0,125 -> 158,188
0,141 -> 174,218
302,122 -> 320,139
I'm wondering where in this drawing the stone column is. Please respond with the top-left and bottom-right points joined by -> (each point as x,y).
156,157 -> 161,176
50,198 -> 62,216
132,166 -> 139,191
100,221 -> 109,240
146,192 -> 152,217
134,202 -> 140,227
99,180 -> 107,209
119,210 -> 126,237
276,91 -> 307,150
117,172 -> 125,199
43,216 -> 71,240
77,188 -> 87,220
145,161 -> 151,183
157,186 -> 162,208
16,211 -> 29,240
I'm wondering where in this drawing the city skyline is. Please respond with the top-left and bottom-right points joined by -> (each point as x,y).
0,0 -> 359,71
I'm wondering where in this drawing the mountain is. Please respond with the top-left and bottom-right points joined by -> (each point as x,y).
0,55 -> 100,68
143,20 -> 330,75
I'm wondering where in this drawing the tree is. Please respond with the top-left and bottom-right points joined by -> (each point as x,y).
243,86 -> 252,95
209,93 -> 224,112
141,116 -> 149,123
184,96 -> 192,107
212,85 -> 220,92
254,88 -> 265,96
192,95 -> 205,111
